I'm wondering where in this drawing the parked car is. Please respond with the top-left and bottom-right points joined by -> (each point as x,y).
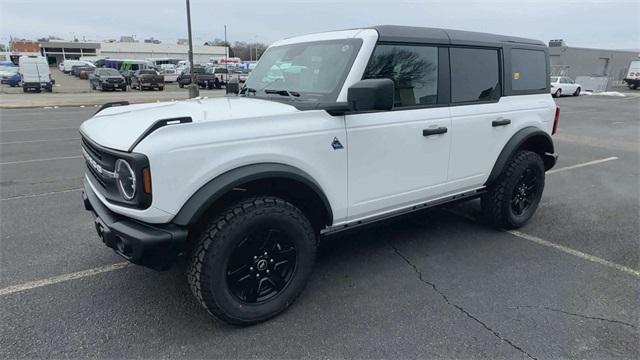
550,76 -> 581,97
72,64 -> 94,77
19,55 -> 53,92
80,25 -> 558,325
177,66 -> 221,89
61,60 -> 93,74
130,69 -> 164,90
89,68 -> 127,91
0,67 -> 21,87
162,68 -> 179,83
623,60 -> 640,89
79,67 -> 95,80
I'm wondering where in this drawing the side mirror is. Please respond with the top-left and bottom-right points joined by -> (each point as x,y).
347,78 -> 394,112
226,78 -> 240,95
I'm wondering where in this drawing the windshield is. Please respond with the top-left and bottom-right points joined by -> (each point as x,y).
99,68 -> 121,76
244,39 -> 362,102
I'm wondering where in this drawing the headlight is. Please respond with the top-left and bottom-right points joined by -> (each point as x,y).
115,159 -> 136,200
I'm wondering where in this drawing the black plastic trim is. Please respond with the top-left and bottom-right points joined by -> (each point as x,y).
128,117 -> 192,152
485,127 -> 555,185
172,163 -> 334,227
83,178 -> 187,271
94,101 -> 129,115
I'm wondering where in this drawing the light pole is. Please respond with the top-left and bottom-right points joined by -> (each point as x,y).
186,0 -> 198,98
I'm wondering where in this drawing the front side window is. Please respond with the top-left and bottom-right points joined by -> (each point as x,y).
244,39 -> 362,102
511,49 -> 547,91
363,44 -> 438,107
450,47 -> 500,103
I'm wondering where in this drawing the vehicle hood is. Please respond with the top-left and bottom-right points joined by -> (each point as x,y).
79,97 -> 299,151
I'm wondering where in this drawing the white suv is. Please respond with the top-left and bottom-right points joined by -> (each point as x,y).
80,25 -> 559,325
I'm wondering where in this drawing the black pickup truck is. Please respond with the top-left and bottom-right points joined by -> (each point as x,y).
131,69 -> 165,91
177,66 -> 223,89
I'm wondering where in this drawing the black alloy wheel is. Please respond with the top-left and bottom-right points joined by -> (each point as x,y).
226,228 -> 297,303
510,167 -> 538,216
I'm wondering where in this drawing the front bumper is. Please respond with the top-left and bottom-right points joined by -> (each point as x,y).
101,82 -> 126,89
82,178 -> 187,270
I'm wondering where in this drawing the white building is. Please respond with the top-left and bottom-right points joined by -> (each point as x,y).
100,42 -> 227,64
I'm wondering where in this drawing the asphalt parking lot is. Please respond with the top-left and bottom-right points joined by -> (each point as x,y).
1,95 -> 638,359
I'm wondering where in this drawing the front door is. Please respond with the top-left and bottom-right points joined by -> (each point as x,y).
345,43 -> 451,220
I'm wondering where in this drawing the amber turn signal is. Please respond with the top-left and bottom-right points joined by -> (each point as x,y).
142,168 -> 152,194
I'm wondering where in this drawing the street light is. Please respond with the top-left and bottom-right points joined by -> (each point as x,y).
185,0 -> 198,98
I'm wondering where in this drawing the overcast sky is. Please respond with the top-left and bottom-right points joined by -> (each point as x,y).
1,0 -> 638,50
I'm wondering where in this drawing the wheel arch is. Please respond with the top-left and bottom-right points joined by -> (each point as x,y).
485,127 -> 556,186
172,163 -> 334,231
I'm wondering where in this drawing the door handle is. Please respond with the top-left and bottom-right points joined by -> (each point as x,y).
492,118 -> 511,127
422,127 -> 448,136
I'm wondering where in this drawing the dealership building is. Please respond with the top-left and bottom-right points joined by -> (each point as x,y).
38,40 -> 227,65
548,40 -> 639,90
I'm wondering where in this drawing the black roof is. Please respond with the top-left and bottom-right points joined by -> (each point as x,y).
370,25 -> 545,47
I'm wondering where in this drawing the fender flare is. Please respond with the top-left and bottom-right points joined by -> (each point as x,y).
172,163 -> 333,227
485,127 -> 556,186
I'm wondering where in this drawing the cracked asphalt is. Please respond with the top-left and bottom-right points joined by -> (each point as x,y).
1,95 -> 639,359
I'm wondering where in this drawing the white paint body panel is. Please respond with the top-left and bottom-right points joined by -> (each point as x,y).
550,77 -> 580,95
80,27 -> 555,227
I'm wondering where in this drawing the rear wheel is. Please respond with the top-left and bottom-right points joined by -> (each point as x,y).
573,87 -> 581,96
187,196 -> 317,325
481,150 -> 545,229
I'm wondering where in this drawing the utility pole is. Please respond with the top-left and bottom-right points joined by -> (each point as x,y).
186,0 -> 198,98
224,25 -> 229,69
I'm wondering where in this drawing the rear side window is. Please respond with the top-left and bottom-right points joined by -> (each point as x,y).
511,49 -> 546,91
450,48 -> 500,103
363,44 -> 438,107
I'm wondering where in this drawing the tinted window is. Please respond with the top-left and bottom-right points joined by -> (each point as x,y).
363,44 -> 438,107
450,48 -> 500,103
511,49 -> 546,91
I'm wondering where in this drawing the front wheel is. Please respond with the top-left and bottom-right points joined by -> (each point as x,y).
573,87 -> 581,96
554,89 -> 562,98
481,150 -> 545,229
187,196 -> 317,325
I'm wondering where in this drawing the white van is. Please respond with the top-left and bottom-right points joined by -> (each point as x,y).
623,60 -> 640,89
19,56 -> 53,92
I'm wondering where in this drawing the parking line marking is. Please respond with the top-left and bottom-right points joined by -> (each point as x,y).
445,209 -> 640,279
507,230 -> 640,278
547,156 -> 618,174
0,262 -> 130,297
1,126 -> 78,133
1,188 -> 82,201
0,137 -> 80,145
0,155 -> 81,166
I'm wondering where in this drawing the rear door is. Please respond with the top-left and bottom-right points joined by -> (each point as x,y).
447,47 -> 513,191
21,62 -> 40,83
448,45 -> 552,190
345,44 -> 451,220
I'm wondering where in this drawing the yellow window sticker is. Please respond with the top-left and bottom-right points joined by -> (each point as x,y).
514,72 -> 520,80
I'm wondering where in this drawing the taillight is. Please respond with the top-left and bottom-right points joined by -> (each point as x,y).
552,106 -> 560,135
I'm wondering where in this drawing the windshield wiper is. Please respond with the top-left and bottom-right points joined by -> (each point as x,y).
264,89 -> 301,97
239,86 -> 257,95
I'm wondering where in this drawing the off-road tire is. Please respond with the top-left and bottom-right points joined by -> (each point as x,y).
187,196 -> 317,326
481,150 -> 545,229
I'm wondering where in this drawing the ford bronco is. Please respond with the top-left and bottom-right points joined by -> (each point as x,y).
80,25 -> 559,325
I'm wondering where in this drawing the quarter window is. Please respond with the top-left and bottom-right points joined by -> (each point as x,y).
450,48 -> 500,103
511,49 -> 547,91
363,44 -> 438,107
